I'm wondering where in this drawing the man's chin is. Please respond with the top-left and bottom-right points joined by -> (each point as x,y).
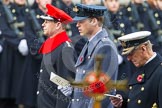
134,64 -> 140,68
79,33 -> 84,36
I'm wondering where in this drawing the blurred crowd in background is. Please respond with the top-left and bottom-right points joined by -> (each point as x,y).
0,0 -> 162,108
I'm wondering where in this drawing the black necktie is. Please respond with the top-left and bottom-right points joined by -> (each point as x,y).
83,41 -> 89,58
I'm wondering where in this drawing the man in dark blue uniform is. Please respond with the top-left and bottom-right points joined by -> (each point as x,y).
37,4 -> 76,108
110,31 -> 162,108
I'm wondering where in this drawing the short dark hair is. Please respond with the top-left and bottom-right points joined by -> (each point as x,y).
89,16 -> 104,27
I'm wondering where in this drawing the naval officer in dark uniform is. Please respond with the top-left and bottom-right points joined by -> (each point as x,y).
110,31 -> 162,108
60,4 -> 118,108
37,4 -> 76,108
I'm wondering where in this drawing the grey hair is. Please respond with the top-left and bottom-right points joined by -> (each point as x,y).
144,40 -> 153,50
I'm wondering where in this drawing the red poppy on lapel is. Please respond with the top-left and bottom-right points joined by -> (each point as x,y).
137,74 -> 145,82
80,56 -> 83,62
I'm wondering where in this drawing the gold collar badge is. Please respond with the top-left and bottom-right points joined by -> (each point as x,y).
73,6 -> 79,12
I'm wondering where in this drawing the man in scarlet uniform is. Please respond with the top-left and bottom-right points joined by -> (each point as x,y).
37,4 -> 76,108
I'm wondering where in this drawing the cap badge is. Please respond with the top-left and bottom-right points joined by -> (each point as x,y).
73,6 -> 79,12
121,41 -> 126,47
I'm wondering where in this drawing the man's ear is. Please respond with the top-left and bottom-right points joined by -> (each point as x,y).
35,0 -> 39,3
141,45 -> 147,51
55,22 -> 62,29
103,0 -> 107,7
90,18 -> 97,26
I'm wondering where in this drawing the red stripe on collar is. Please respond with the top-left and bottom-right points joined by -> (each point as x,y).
39,31 -> 71,54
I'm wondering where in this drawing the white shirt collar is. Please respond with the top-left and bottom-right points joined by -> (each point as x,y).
88,29 -> 102,42
145,52 -> 157,65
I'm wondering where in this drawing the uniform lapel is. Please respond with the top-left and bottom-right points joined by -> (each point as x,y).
75,29 -> 108,67
75,42 -> 88,67
128,54 -> 162,86
87,29 -> 108,57
128,67 -> 145,86
144,54 -> 162,79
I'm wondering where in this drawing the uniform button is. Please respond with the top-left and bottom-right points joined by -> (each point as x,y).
114,39 -> 117,43
37,91 -> 39,95
71,99 -> 75,101
25,8 -> 29,12
152,103 -> 157,107
155,13 -> 159,17
40,69 -> 43,73
12,9 -> 16,13
157,20 -> 160,25
121,33 -> 125,36
0,30 -> 2,35
127,7 -> 131,11
127,99 -> 130,102
119,11 -> 123,15
76,69 -> 78,72
137,100 -> 141,104
14,16 -> 17,20
144,8 -> 147,11
88,56 -> 91,59
36,15 -> 40,19
120,23 -> 125,28
76,99 -> 79,101
129,86 -> 132,90
141,87 -> 144,91
83,70 -> 85,74
129,17 -> 132,20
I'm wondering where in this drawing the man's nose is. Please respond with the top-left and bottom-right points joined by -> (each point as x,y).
76,22 -> 80,27
42,21 -> 45,27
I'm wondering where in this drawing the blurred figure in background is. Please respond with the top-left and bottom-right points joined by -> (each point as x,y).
123,0 -> 162,55
0,0 -> 18,107
0,0 -> 28,107
103,0 -> 134,102
9,1 -> 29,106
103,0 -> 133,81
81,0 -> 102,5
147,0 -> 162,55
103,0 -> 132,44
16,0 -> 52,108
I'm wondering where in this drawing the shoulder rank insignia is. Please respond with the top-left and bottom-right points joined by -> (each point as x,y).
101,37 -> 108,42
